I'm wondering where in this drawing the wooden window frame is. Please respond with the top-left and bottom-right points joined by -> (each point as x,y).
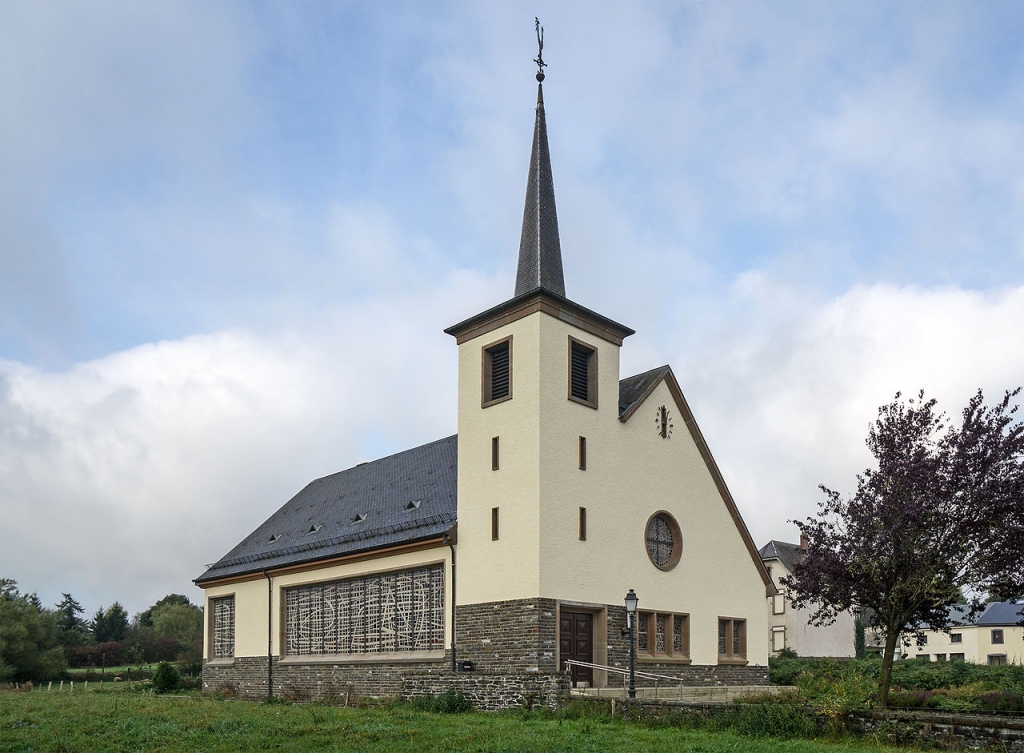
991,629 -> 1004,644
578,507 -> 587,541
635,611 -> 690,662
771,626 -> 786,653
481,336 -> 513,407
567,336 -> 598,409
491,507 -> 499,541
718,617 -> 747,665
772,592 -> 786,615
578,436 -> 586,470
491,436 -> 499,471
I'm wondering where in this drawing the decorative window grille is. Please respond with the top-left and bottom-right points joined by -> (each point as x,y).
211,596 -> 235,659
636,612 -> 648,653
285,566 -> 444,656
637,611 -> 688,659
644,512 -> 682,570
718,617 -> 746,661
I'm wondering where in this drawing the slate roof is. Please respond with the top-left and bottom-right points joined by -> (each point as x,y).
515,82 -> 565,298
618,366 -> 671,419
758,540 -> 806,575
978,601 -> 1024,626
195,436 -> 457,584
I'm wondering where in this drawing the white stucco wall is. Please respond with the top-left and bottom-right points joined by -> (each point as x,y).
456,308 -> 770,666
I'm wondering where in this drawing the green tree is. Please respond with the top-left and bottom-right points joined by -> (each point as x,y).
152,603 -> 203,649
55,593 -> 89,646
92,603 -> 129,643
1,579 -> 65,682
139,594 -> 191,628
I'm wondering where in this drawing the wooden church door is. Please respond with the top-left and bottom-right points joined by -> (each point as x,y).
559,611 -> 593,687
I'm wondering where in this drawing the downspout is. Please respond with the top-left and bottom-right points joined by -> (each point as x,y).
264,569 -> 273,699
442,532 -> 457,672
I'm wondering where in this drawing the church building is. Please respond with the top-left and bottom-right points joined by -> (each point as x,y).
196,64 -> 774,708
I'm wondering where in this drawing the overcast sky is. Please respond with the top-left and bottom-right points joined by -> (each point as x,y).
1,1 -> 1021,619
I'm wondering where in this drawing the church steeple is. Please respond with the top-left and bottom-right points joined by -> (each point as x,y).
514,27 -> 565,298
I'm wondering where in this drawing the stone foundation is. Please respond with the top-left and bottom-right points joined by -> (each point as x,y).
203,597 -> 767,708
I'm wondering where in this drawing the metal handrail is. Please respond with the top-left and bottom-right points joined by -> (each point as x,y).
563,659 -> 684,684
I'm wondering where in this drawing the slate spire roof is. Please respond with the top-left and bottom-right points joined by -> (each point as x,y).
515,81 -> 566,297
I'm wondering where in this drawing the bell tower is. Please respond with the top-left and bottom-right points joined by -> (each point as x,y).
445,55 -> 634,607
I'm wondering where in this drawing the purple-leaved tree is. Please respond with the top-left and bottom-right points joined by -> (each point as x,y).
784,388 -> 1024,707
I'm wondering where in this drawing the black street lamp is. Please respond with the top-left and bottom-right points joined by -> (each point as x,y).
624,589 -> 638,699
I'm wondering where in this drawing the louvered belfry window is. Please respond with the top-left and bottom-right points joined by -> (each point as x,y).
568,338 -> 597,407
482,337 -> 512,406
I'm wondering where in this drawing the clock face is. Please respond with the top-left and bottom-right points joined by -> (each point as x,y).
655,405 -> 673,438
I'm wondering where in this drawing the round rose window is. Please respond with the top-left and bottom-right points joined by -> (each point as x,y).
645,512 -> 682,570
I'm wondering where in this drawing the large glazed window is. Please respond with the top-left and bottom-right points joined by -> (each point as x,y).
285,566 -> 444,656
210,596 -> 235,659
644,511 -> 682,570
482,337 -> 512,406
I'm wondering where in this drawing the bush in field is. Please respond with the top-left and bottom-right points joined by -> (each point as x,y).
731,703 -> 816,739
409,689 -> 473,713
977,691 -> 1023,712
152,661 -> 180,693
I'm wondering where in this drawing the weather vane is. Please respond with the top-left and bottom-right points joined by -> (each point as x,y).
534,17 -> 546,82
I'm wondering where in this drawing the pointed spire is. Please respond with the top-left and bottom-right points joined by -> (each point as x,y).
515,26 -> 565,298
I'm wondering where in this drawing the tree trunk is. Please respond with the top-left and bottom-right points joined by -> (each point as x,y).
876,625 -> 901,708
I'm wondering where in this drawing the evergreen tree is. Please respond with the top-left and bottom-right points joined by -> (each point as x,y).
55,593 -> 88,645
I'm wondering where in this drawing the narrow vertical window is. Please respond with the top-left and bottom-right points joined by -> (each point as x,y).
491,436 -> 499,470
482,337 -> 512,406
491,507 -> 499,541
567,337 -> 598,408
718,618 -> 746,663
578,507 -> 587,541
578,436 -> 586,470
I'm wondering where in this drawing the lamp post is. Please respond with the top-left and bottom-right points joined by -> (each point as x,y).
624,589 -> 638,699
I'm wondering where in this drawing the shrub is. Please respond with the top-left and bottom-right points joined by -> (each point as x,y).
151,661 -> 180,693
977,690 -> 1023,712
731,703 -> 816,739
434,689 -> 473,713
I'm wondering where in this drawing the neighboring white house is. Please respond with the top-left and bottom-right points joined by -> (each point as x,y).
903,602 -> 1024,665
759,537 -> 857,658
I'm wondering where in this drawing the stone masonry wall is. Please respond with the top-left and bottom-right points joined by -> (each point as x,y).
203,597 -> 765,707
455,598 -> 558,674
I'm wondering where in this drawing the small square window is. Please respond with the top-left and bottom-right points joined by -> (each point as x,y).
950,633 -> 962,644
950,653 -> 965,661
991,629 -> 1004,644
988,654 -> 1007,665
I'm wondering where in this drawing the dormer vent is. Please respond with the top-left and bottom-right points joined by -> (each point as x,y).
305,524 -> 323,535
404,500 -> 421,511
351,513 -> 367,524
269,533 -> 282,543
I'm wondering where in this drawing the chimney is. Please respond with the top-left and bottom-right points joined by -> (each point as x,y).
799,533 -> 808,553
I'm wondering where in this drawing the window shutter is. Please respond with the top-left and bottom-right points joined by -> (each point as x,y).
570,342 -> 589,400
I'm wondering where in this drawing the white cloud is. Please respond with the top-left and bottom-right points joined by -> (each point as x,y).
684,282 -> 1024,546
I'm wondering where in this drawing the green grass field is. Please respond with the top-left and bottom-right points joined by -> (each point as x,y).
0,691 -> 921,753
